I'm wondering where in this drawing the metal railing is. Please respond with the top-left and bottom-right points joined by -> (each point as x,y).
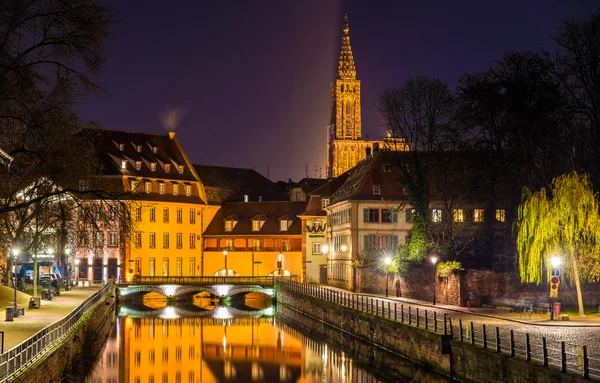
278,280 -> 599,380
0,280 -> 114,381
122,275 -> 298,285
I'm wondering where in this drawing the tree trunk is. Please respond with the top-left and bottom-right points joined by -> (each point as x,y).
572,255 -> 585,317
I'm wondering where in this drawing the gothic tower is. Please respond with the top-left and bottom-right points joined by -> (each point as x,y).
327,15 -> 385,178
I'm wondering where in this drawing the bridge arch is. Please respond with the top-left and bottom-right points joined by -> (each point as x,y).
212,269 -> 239,277
266,269 -> 293,277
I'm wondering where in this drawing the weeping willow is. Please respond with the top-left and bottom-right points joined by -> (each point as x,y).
515,172 -> 600,316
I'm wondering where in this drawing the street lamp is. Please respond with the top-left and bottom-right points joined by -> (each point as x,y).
12,248 -> 18,310
384,257 -> 392,297
222,250 -> 228,277
550,256 -> 561,268
430,256 -> 438,305
550,255 -> 561,320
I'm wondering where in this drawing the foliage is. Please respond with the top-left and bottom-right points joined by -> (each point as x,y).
436,261 -> 464,278
515,172 -> 600,315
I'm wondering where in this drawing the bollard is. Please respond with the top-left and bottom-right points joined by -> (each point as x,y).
526,333 -> 531,361
408,306 -> 412,325
416,308 -> 420,327
510,330 -> 515,357
424,310 -> 428,330
542,337 -> 548,367
395,303 -> 397,321
561,341 -> 567,373
482,324 -> 487,348
470,322 -> 475,345
583,346 -> 590,378
434,311 -> 437,333
401,304 -> 404,323
459,319 -> 463,342
496,327 -> 501,352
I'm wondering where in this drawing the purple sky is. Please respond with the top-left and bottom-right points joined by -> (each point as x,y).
77,0 -> 598,182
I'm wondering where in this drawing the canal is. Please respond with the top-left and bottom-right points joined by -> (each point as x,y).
83,294 -> 449,382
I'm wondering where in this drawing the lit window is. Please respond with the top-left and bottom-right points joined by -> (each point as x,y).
252,220 -> 261,231
185,185 -> 191,196
158,183 -> 165,194
163,233 -> 169,248
190,208 -> 196,224
173,184 -> 179,196
136,145 -> 142,153
149,233 -> 156,248
135,232 -> 142,248
322,198 -> 330,209
165,164 -> 171,173
432,209 -> 442,223
163,207 -> 169,223
119,144 -> 124,151
225,240 -> 233,250
295,191 -> 301,201
94,231 -> 103,247
78,180 -> 88,191
474,209 -> 485,223
152,146 -> 158,154
189,234 -> 196,249
121,160 -> 127,169
373,185 -> 381,195
151,162 -> 156,172
364,208 -> 379,223
135,161 -> 142,170
252,240 -> 261,251
178,165 -> 184,174
281,240 -> 289,251
176,208 -> 182,223
496,209 -> 506,223
225,220 -> 233,232
130,179 -> 138,192
453,209 -> 464,223
280,220 -> 288,231
176,233 -> 183,249
312,242 -> 322,254
135,206 -> 142,221
381,209 -> 392,223
108,232 -> 118,247
149,207 -> 155,222
145,181 -> 151,193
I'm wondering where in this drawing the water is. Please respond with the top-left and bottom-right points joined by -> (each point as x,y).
84,296 -> 449,382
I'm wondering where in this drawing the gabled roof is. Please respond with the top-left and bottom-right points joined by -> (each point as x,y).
204,201 -> 308,236
290,178 -> 329,194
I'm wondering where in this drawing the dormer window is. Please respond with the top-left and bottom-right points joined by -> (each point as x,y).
185,185 -> 191,196
322,198 -> 330,209
165,164 -> 171,173
136,145 -> 142,153
145,181 -> 151,193
119,144 -> 125,151
152,146 -> 158,154
158,182 -> 165,195
121,160 -> 127,169
178,165 -> 184,174
225,221 -> 233,232
280,220 -> 288,231
135,161 -> 142,170
130,179 -> 138,192
373,185 -> 381,195
151,162 -> 156,172
252,220 -> 261,231
173,184 -> 179,196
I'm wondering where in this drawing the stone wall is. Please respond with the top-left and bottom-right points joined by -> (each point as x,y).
357,267 -> 600,308
277,286 -> 589,383
14,288 -> 116,383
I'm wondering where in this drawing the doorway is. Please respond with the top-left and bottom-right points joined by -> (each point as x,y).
319,265 -> 327,284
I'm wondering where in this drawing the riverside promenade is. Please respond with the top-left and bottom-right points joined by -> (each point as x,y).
0,285 -> 100,351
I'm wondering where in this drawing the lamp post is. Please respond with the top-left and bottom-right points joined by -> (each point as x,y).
550,256 -> 561,320
430,256 -> 438,305
384,257 -> 392,297
75,258 -> 80,286
12,248 -> 18,310
222,250 -> 228,277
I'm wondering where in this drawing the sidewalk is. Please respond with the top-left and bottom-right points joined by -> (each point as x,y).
328,286 -> 600,327
0,286 -> 100,351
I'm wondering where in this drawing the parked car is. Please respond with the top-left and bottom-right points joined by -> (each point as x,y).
39,274 -> 55,284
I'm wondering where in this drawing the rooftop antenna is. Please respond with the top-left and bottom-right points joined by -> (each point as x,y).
305,164 -> 308,179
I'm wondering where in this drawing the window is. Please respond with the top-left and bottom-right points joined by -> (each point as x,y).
406,208 -> 414,223
363,208 -> 379,223
322,198 -> 330,209
176,233 -> 183,249
149,233 -> 156,248
78,180 -> 88,191
135,161 -> 142,170
496,209 -> 506,223
158,183 -> 165,194
295,191 -> 301,201
364,235 -> 398,251
312,242 -> 322,255
474,209 -> 485,223
162,258 -> 169,276
373,185 -> 381,195
145,181 -> 152,193
225,240 -> 233,250
280,220 -> 288,231
163,233 -> 169,248
152,146 -> 158,154
135,259 -> 141,274
383,163 -> 392,172
176,258 -> 182,276
189,208 -> 196,224
151,162 -> 156,172
135,206 -> 142,221
178,165 -> 184,174
150,207 -> 156,222
94,232 -> 103,247
381,209 -> 392,223
149,258 -> 155,276
165,164 -> 171,173
130,179 -> 138,192
185,185 -> 191,196
281,240 -> 289,251
163,208 -> 169,223
225,220 -> 233,232
173,184 -> 179,196
135,232 -> 142,248
432,209 -> 442,223
190,234 -> 196,249
453,209 -> 464,223
177,208 -> 182,223
189,258 -> 195,276
121,160 -> 127,169
252,220 -> 261,231
252,240 -> 261,251
119,143 -> 125,151
108,232 -> 118,247
136,145 -> 142,153
109,208 -> 116,221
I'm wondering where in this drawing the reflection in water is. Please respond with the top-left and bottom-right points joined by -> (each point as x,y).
87,299 -> 445,382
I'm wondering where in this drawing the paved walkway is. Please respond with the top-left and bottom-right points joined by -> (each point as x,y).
0,285 -> 99,352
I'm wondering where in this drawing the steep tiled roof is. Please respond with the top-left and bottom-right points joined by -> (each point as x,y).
204,201 -> 308,236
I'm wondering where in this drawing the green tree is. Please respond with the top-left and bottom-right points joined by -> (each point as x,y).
515,172 -> 600,316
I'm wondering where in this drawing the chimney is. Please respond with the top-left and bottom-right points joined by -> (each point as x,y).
244,195 -> 249,202
258,196 -> 263,202
168,131 -> 176,139
365,147 -> 372,157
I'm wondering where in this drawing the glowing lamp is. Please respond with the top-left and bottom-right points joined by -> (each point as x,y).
341,245 -> 347,252
385,257 -> 392,265
431,256 -> 438,265
550,256 -> 561,268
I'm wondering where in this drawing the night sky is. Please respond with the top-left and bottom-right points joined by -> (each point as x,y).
77,0 -> 598,182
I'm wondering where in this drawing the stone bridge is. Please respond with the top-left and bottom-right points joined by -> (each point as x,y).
118,305 -> 275,319
116,276 -> 292,300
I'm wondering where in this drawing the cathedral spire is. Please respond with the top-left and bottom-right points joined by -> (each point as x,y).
337,14 -> 356,80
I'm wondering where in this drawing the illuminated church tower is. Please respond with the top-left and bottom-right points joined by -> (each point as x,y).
327,15 -> 385,178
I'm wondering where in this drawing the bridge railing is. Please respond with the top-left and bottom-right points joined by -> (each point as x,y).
277,279 -> 599,380
122,275 -> 298,285
0,280 -> 114,381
